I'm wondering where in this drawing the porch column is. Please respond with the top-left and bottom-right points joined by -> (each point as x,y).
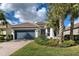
35,29 -> 38,38
12,30 -> 15,40
50,28 -> 54,38
45,28 -> 48,36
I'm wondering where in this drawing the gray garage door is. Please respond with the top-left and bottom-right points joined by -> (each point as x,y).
15,30 -> 35,39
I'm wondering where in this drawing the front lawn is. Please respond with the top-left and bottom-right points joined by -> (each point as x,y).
11,41 -> 79,56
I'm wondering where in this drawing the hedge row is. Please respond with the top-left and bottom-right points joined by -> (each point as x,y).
35,35 -> 76,47
0,35 -> 13,42
64,35 -> 79,40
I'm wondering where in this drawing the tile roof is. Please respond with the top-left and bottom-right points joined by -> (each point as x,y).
36,22 -> 46,29
12,22 -> 46,29
12,22 -> 38,28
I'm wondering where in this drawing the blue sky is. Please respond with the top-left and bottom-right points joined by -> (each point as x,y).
0,3 -> 48,25
0,3 -> 79,27
64,15 -> 71,26
64,15 -> 79,27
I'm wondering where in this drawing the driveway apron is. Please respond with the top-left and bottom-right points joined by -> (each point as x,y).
0,40 -> 33,56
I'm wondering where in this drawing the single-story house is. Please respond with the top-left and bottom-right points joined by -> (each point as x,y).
5,22 -> 54,40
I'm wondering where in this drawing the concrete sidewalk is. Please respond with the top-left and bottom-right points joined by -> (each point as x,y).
0,40 -> 33,56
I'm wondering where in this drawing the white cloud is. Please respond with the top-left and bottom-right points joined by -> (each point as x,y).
0,3 -> 7,9
37,7 -> 46,17
19,18 -> 25,23
74,17 -> 79,24
6,19 -> 13,24
31,6 -> 37,13
14,11 -> 21,18
0,3 -> 13,11
36,7 -> 47,22
67,24 -> 71,27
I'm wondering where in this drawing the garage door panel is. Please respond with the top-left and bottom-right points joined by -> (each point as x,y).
16,32 -> 27,39
15,30 -> 35,39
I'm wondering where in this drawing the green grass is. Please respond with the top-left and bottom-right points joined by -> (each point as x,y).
11,42 -> 79,56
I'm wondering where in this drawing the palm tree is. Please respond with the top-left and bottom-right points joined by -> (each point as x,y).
48,3 -> 79,41
48,3 -> 69,43
47,12 -> 59,36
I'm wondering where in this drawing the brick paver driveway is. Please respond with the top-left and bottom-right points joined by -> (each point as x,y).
0,40 -> 33,56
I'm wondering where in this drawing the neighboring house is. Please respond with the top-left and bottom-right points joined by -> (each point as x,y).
64,23 -> 79,35
11,22 -> 54,40
0,21 -> 11,35
0,24 -> 7,35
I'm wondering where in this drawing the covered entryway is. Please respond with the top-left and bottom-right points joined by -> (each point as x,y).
15,30 -> 35,39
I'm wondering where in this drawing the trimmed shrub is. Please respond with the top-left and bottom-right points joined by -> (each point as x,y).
5,35 -> 13,41
0,35 -> 13,42
35,35 -> 48,45
35,36 -> 60,47
35,35 -> 76,47
47,39 -> 59,47
0,36 -> 5,42
61,40 -> 76,47
75,40 -> 79,44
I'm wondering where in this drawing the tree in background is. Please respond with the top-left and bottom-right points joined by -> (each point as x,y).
66,4 -> 79,40
0,10 -> 10,41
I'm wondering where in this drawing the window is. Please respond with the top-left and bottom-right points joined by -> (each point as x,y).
47,28 -> 50,36
41,29 -> 45,35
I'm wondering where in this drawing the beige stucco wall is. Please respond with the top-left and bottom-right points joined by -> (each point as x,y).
64,28 -> 79,35
2,29 -> 12,35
